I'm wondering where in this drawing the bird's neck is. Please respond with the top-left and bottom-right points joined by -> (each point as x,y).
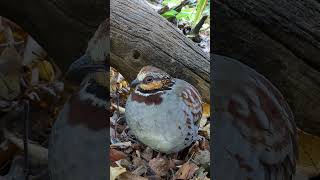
67,79 -> 109,131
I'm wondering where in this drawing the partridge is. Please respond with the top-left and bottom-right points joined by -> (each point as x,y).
125,66 -> 203,153
48,20 -> 109,180
48,54 -> 108,180
212,55 -> 298,180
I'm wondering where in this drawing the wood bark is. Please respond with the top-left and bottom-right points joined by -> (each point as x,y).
110,0 -> 210,102
213,0 -> 320,135
0,0 -> 107,71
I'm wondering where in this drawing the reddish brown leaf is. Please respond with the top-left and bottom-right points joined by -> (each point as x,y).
110,148 -> 127,162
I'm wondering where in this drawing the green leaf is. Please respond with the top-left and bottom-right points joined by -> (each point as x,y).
161,9 -> 179,19
176,7 -> 195,20
192,0 -> 208,28
162,0 -> 182,8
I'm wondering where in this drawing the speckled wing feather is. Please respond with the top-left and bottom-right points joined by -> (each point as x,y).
174,79 -> 203,142
213,55 -> 298,180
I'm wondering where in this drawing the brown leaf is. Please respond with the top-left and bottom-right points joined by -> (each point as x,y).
141,147 -> 153,161
110,148 -> 127,162
117,172 -> 148,180
199,138 -> 209,150
175,161 -> 199,180
148,157 -> 175,177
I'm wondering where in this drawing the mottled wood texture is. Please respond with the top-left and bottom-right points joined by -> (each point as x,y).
0,0 -> 107,71
213,0 -> 320,135
110,0 -> 210,102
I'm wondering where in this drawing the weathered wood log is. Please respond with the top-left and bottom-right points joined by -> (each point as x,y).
0,0 -> 107,71
110,0 -> 210,102
213,0 -> 320,135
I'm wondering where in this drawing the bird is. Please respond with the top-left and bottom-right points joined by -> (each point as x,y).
48,20 -> 109,180
125,65 -> 203,153
212,54 -> 298,180
48,54 -> 108,180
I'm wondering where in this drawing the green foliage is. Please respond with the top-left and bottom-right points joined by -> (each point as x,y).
160,0 -> 210,27
161,9 -> 179,19
176,7 -> 196,21
192,0 -> 208,28
162,0 -> 182,7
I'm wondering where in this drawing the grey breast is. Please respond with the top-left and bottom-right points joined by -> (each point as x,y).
48,103 -> 107,180
125,79 -> 197,153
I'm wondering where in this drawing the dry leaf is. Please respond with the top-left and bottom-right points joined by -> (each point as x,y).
193,150 -> 210,167
37,60 -> 55,81
110,166 -> 127,180
117,172 -> 148,180
141,147 -> 153,161
0,47 -> 21,100
149,157 -> 175,177
202,103 -> 210,118
297,129 -> 320,177
22,35 -> 46,65
175,161 -> 199,179
110,148 -> 127,162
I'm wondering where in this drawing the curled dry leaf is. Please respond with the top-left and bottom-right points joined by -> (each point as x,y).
175,161 -> 199,180
37,60 -> 55,82
110,166 -> 127,180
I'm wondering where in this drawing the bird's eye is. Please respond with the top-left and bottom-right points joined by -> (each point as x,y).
144,76 -> 153,83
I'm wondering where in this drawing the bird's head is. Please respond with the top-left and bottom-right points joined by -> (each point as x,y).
66,54 -> 108,107
131,66 -> 174,93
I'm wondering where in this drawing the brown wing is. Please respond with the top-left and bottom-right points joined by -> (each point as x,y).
213,56 -> 298,180
180,82 -> 203,123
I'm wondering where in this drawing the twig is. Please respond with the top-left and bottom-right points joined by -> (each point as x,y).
23,100 -> 29,180
110,141 -> 132,148
114,86 -> 121,138
190,15 -> 208,36
111,103 -> 125,114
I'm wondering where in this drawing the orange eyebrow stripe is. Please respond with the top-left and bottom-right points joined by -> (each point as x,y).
140,81 -> 163,90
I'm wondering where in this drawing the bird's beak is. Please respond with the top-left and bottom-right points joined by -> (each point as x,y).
66,54 -> 107,83
130,79 -> 140,88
